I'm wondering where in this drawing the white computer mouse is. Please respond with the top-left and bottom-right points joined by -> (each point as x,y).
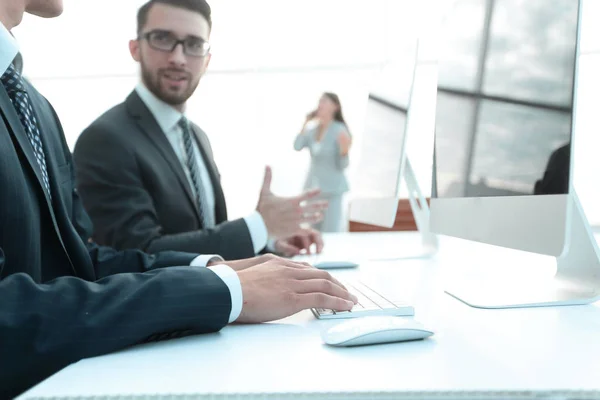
321,316 -> 433,347
313,260 -> 359,269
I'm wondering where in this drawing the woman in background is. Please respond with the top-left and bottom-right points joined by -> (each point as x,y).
294,92 -> 352,232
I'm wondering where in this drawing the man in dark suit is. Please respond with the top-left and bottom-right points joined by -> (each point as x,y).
0,1 -> 356,397
73,0 -> 328,261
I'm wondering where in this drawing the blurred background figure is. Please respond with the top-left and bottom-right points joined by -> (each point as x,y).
294,92 -> 352,232
534,142 -> 570,196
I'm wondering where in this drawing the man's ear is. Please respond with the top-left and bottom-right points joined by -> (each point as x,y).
203,53 -> 212,69
129,39 -> 141,62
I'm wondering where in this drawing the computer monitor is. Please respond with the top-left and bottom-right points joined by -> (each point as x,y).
349,41 -> 438,255
431,0 -> 600,308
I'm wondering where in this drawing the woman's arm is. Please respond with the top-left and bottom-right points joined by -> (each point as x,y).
294,120 -> 313,151
335,131 -> 352,169
294,131 -> 309,151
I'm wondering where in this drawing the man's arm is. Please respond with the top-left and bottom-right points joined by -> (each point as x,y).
73,125 -> 255,261
86,240 -> 199,278
0,264 -> 231,399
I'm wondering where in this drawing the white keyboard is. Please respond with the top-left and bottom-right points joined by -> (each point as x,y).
312,280 -> 414,319
292,254 -> 359,269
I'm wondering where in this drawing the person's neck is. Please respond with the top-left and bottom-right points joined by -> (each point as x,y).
141,82 -> 187,114
173,103 -> 186,114
319,116 -> 333,126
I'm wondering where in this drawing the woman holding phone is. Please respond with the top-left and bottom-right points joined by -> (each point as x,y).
294,92 -> 352,232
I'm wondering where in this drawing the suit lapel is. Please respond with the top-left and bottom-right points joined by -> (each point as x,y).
28,84 -> 69,203
2,82 -> 77,275
0,85 -> 53,210
125,92 -> 202,223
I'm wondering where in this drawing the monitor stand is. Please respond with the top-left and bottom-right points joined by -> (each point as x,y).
445,192 -> 600,309
348,157 -> 438,261
401,157 -> 438,258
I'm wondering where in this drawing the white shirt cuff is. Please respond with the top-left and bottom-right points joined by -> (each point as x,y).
190,255 -> 243,323
266,238 -> 277,253
244,211 -> 268,254
207,264 -> 243,323
190,254 -> 224,267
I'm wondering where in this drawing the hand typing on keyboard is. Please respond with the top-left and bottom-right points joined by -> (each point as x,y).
210,253 -> 313,271
235,257 -> 359,323
313,280 -> 415,319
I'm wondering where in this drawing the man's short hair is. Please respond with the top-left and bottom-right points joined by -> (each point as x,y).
137,0 -> 212,34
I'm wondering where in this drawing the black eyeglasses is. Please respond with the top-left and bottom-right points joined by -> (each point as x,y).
139,30 -> 211,57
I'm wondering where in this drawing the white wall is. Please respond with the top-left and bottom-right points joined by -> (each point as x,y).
12,0 -> 427,220
11,0 -> 600,225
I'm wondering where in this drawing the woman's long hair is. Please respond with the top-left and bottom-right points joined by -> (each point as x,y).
308,92 -> 349,131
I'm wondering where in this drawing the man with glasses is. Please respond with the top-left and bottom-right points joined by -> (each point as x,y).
73,0 -> 327,261
0,0 -> 356,397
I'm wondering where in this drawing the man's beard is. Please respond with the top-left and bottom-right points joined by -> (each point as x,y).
141,63 -> 200,106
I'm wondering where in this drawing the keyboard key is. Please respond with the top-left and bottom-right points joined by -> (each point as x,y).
316,308 -> 335,315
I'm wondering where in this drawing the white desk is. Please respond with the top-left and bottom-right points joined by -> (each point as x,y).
21,232 -> 600,399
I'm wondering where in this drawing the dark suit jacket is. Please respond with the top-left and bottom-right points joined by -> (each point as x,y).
0,79 -> 232,398
73,91 -> 256,261
534,143 -> 570,195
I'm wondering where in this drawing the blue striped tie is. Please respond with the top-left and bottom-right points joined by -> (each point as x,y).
1,63 -> 52,199
179,117 -> 214,228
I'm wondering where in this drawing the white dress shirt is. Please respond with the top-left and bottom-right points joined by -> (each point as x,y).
135,84 -> 270,254
0,25 -> 242,323
0,22 -> 18,75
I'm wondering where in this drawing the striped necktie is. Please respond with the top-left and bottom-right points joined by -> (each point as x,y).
1,63 -> 52,199
178,117 -> 214,228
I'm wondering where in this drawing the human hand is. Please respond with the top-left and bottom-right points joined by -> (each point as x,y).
236,259 -> 357,323
273,228 -> 324,257
256,166 -> 328,238
337,132 -> 352,156
211,253 -> 312,272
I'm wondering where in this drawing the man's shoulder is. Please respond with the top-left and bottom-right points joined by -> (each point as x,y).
22,79 -> 56,117
190,121 -> 209,138
78,102 -> 135,145
88,101 -> 130,129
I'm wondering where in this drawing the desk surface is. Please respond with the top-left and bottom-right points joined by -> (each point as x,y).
21,232 -> 600,399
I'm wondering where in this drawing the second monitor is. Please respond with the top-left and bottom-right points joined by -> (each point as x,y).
349,39 -> 438,258
431,0 -> 600,308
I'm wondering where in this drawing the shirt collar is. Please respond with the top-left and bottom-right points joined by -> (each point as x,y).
135,83 -> 184,133
0,23 -> 20,76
